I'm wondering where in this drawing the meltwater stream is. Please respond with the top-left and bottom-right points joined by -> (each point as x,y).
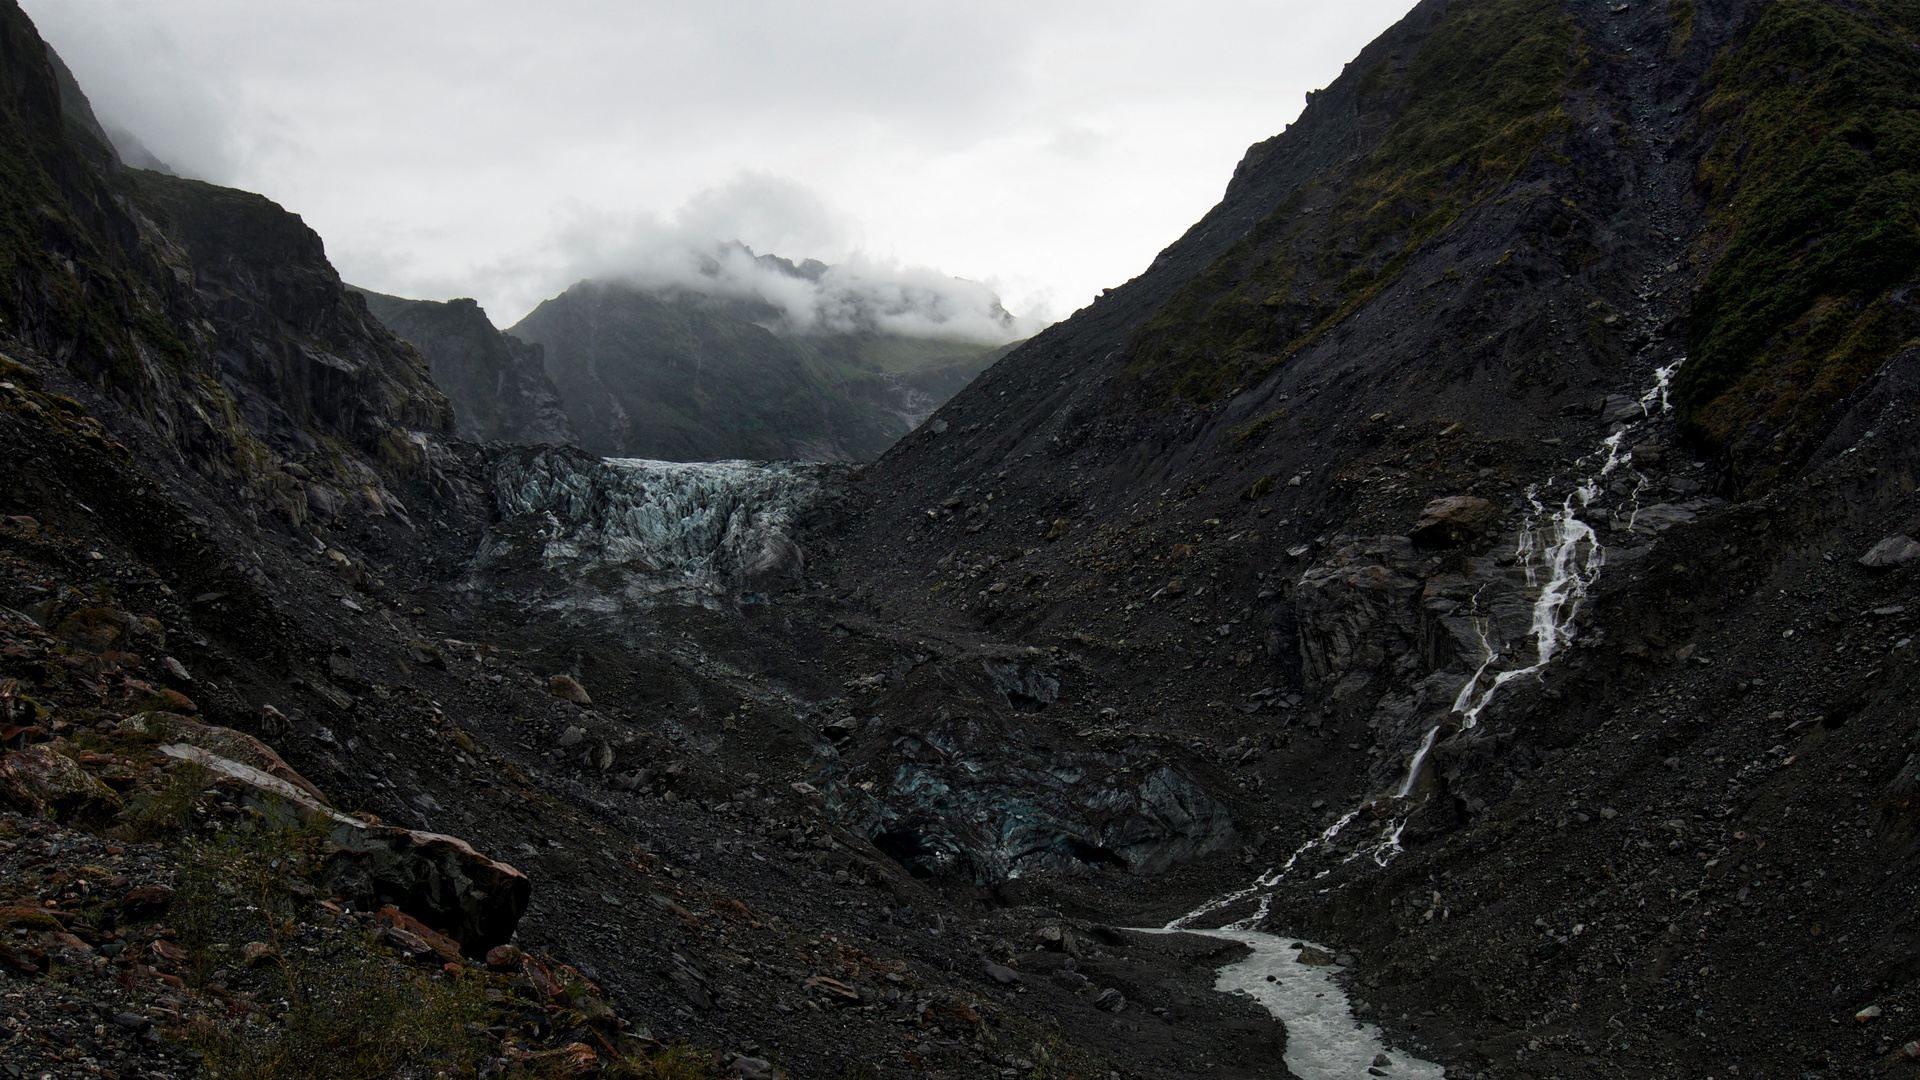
1152,362 -> 1683,1078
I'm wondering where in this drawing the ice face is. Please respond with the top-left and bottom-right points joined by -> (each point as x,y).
486,450 -> 835,608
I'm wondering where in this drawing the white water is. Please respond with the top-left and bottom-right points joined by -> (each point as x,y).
1155,362 -> 1684,1076
1198,931 -> 1445,1080
1403,359 -> 1682,782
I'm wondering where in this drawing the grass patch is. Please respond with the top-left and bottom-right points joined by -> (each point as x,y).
196,955 -> 487,1080
1674,0 -> 1920,488
111,757 -> 210,842
1123,0 -> 1577,406
612,1045 -> 721,1079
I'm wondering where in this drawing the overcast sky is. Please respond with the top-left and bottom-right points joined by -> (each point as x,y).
25,0 -> 1418,329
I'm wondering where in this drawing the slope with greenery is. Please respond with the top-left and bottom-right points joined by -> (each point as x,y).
1122,0 -> 1578,406
1674,0 -> 1920,490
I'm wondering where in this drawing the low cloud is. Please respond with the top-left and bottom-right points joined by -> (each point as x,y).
549,173 -> 1037,344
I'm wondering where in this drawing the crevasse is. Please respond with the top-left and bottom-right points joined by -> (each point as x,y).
489,452 -> 832,605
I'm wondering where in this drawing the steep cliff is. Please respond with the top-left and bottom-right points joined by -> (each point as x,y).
802,0 -> 1920,1074
358,290 -> 576,447
0,2 -> 449,528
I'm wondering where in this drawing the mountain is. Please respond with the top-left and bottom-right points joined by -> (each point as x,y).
355,289 -> 577,447
7,1 -> 1920,1078
816,0 -> 1920,1073
508,262 -> 1017,462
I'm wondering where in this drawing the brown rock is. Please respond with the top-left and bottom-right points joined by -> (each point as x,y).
518,1043 -> 598,1078
520,954 -> 567,999
1410,496 -> 1498,548
0,743 -> 123,826
0,942 -> 47,975
118,885 -> 175,919
485,944 -> 524,970
54,607 -> 129,651
374,905 -> 462,963
122,681 -> 197,716
381,925 -> 434,956
548,674 -> 592,706
808,975 -> 862,1003
242,942 -> 275,965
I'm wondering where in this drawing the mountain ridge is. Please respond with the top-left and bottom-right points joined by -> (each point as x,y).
5,2 -> 1920,1078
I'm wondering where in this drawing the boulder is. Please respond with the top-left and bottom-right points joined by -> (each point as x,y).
0,743 -> 122,826
1860,534 -> 1920,570
127,713 -> 325,801
156,742 -> 530,954
1410,496 -> 1498,547
322,822 -> 531,955
548,674 -> 593,706
53,607 -> 130,651
1601,393 -> 1646,424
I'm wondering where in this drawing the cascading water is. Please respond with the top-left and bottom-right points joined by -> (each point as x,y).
1148,362 -> 1683,1078
1403,359 -> 1680,782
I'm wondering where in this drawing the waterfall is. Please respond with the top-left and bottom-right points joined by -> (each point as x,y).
1145,363 -> 1684,1078
1401,359 -> 1682,785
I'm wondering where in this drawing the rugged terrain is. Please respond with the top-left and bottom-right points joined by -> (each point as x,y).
7,1 -> 1920,1079
506,264 -> 1016,463
355,291 -> 576,449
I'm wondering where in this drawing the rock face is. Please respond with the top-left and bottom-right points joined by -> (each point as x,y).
324,821 -> 532,955
158,736 -> 531,953
0,743 -> 121,826
358,291 -> 577,447
1409,496 -> 1498,548
508,271 -> 1014,462
0,7 -> 449,528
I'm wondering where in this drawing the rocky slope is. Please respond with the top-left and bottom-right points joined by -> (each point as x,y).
802,0 -> 1920,1076
356,290 -> 577,447
9,0 -> 1920,1078
509,267 -> 1015,463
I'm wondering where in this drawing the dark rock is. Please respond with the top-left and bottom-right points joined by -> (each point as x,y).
1410,496 -> 1498,547
356,291 -> 578,447
324,822 -> 532,955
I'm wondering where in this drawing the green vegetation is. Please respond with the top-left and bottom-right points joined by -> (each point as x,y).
1124,0 -> 1576,405
1673,0 -> 1920,489
1669,0 -> 1697,54
111,757 -> 211,842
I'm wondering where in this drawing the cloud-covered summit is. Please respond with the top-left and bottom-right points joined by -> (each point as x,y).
550,174 -> 1032,345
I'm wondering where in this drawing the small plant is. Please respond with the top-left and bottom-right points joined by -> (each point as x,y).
112,757 -> 209,841
196,956 -> 488,1080
611,1043 -> 720,1080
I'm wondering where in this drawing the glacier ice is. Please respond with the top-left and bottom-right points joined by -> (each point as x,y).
481,449 -> 837,610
